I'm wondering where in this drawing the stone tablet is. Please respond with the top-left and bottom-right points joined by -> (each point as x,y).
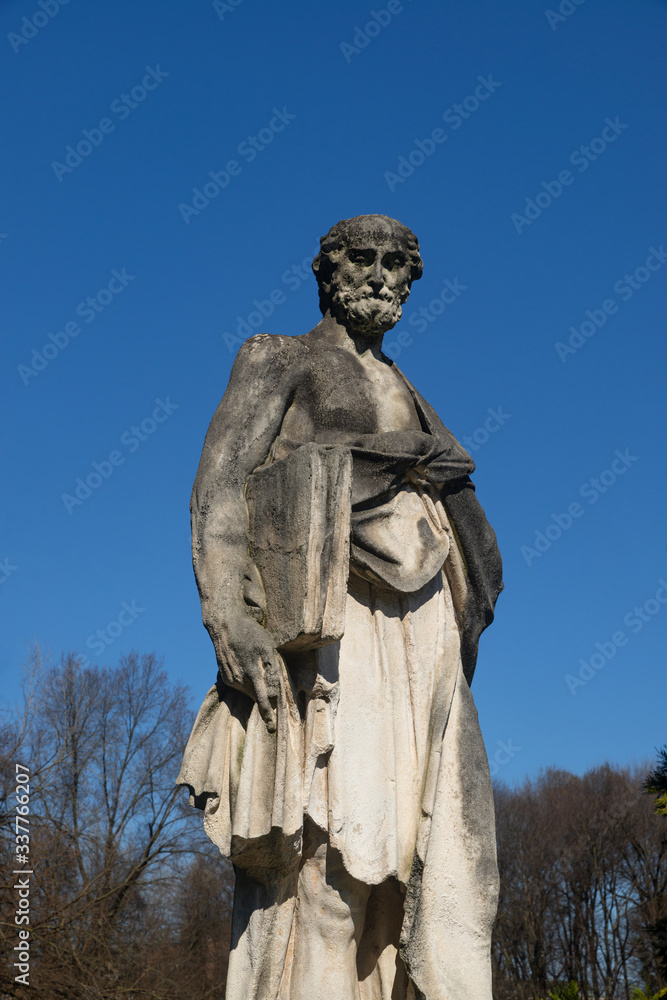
245,442 -> 352,651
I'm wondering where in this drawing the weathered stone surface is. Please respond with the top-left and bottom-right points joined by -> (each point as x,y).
246,442 -> 352,651
177,215 -> 503,1000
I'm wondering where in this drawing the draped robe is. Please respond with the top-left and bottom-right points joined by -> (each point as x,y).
177,351 -> 503,1000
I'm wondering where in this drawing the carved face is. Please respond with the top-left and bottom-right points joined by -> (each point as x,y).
330,236 -> 413,338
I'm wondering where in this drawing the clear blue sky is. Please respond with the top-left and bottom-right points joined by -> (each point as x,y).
2,0 -> 666,784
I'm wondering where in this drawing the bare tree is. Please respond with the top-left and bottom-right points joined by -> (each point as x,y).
0,648 -> 233,1000
492,764 -> 667,1000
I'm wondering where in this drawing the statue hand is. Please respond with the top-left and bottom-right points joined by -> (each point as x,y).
211,613 -> 279,733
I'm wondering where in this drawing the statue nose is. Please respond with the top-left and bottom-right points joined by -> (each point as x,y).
369,263 -> 384,291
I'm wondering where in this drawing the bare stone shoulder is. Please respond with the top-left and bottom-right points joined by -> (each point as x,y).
226,332 -> 311,401
237,331 -> 308,362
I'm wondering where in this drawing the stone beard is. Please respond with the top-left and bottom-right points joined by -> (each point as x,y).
330,276 -> 403,335
178,215 -> 503,1000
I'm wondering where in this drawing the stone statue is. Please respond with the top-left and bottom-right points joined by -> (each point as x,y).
177,215 -> 503,1000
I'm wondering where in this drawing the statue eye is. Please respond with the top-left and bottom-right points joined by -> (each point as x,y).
348,249 -> 373,265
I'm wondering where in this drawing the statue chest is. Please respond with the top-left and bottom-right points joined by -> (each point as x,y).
290,350 -> 423,436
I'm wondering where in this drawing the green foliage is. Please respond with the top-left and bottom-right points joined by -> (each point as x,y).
543,981 -> 580,1000
644,746 -> 667,817
629,986 -> 667,1000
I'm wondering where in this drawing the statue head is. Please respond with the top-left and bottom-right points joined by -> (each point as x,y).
312,215 -> 423,337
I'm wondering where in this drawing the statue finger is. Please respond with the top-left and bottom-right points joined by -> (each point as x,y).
252,666 -> 277,734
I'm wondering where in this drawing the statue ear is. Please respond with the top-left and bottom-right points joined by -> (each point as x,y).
312,250 -> 337,289
409,253 -> 424,284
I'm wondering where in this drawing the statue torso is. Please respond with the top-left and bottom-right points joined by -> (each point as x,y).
272,335 -> 424,452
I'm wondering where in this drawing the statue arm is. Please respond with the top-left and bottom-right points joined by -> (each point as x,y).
443,478 -> 503,686
191,334 -> 299,729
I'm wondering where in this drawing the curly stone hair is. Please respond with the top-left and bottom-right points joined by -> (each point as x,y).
312,214 -> 423,315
